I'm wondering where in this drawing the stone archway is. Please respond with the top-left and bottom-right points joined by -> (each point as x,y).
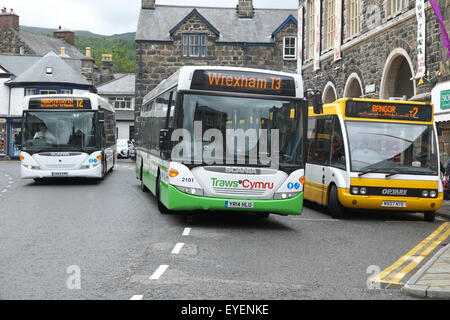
344,73 -> 363,98
380,48 -> 416,100
322,82 -> 337,103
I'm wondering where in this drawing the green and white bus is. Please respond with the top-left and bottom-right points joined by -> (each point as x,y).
136,66 -> 312,216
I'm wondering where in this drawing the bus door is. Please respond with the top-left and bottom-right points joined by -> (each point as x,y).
323,116 -> 346,206
306,116 -> 332,205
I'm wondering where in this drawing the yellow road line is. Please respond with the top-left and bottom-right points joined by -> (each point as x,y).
389,226 -> 450,284
370,222 -> 449,283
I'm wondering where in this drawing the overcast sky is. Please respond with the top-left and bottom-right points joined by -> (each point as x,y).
1,0 -> 298,36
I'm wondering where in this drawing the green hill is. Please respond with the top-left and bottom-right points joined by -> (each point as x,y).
21,26 -> 136,73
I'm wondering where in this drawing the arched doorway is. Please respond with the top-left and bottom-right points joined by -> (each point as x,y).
344,73 -> 363,98
322,82 -> 337,103
380,48 -> 416,100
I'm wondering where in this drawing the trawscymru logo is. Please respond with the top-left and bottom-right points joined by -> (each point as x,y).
211,178 -> 274,190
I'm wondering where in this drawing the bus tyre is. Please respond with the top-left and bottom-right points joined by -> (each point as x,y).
156,175 -> 169,214
424,211 -> 435,222
328,185 -> 345,219
256,213 -> 270,219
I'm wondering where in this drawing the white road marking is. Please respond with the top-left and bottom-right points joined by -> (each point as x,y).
129,295 -> 143,300
182,227 -> 191,236
171,243 -> 185,254
149,265 -> 169,280
1,189 -> 6,193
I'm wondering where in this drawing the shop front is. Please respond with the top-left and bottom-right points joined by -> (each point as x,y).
7,117 -> 22,159
0,118 -> 6,158
432,80 -> 450,166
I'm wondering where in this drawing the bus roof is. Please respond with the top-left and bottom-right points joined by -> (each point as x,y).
23,93 -> 115,113
142,66 -> 303,105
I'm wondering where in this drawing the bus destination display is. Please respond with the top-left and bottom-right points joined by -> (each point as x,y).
345,100 -> 432,122
190,70 -> 296,96
29,97 -> 92,110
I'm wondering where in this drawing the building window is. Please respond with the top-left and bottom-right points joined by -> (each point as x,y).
349,0 -> 360,37
39,90 -> 57,95
108,97 -> 132,109
307,0 -> 315,59
19,46 -> 24,55
326,0 -> 335,49
182,34 -> 207,57
61,89 -> 72,94
283,37 -> 297,60
390,0 -> 407,15
25,88 -> 36,96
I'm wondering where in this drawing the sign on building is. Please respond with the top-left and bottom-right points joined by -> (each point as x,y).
441,89 -> 450,110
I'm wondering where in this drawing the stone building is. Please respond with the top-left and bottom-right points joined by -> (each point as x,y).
135,0 -> 299,137
298,0 -> 450,161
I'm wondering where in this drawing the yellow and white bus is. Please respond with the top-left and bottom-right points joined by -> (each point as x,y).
304,98 -> 442,221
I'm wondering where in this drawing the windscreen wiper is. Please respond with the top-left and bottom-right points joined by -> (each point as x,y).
358,168 -> 397,177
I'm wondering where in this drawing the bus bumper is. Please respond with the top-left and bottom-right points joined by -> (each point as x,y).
21,164 -> 103,179
338,188 -> 443,212
162,184 -> 303,215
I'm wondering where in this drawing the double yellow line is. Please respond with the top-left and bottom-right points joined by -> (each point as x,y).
371,222 -> 450,285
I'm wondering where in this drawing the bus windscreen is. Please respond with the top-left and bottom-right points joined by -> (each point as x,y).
190,70 -> 296,97
28,97 -> 92,110
345,100 -> 432,122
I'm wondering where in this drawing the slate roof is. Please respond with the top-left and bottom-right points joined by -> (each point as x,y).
136,5 -> 297,43
8,51 -> 90,86
19,29 -> 84,59
97,73 -> 135,95
0,53 -> 82,77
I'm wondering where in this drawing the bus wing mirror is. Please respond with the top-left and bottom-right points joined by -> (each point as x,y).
159,128 -> 173,152
98,112 -> 105,122
313,92 -> 323,115
305,89 -> 323,114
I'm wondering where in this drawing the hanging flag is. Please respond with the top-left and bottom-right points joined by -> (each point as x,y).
429,0 -> 450,58
418,77 -> 424,85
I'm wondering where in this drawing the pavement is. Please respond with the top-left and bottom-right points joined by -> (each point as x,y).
402,201 -> 450,299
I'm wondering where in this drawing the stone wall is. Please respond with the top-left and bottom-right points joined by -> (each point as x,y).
302,1 -> 444,101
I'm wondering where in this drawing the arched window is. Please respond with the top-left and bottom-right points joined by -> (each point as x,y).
344,73 -> 363,98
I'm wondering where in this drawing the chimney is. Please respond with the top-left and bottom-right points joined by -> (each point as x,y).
237,0 -> 254,18
53,28 -> 75,45
100,54 -> 114,84
142,0 -> 155,9
0,10 -> 19,30
81,47 -> 95,83
59,47 -> 70,58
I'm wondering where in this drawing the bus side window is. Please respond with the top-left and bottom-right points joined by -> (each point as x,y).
307,118 -> 316,163
309,117 -> 332,166
330,116 -> 346,170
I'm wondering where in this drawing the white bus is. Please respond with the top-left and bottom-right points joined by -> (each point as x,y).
136,66 -> 318,216
20,93 -> 116,180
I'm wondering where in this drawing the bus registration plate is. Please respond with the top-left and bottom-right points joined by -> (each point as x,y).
225,201 -> 254,209
51,172 -> 69,177
382,201 -> 406,208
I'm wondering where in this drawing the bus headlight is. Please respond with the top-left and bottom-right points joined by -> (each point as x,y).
359,187 -> 367,195
351,187 -> 359,195
421,190 -> 429,198
81,162 -> 100,169
175,185 -> 204,196
429,190 -> 437,198
274,192 -> 299,200
24,165 -> 40,170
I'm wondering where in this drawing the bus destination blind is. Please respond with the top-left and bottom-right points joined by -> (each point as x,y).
190,70 -> 296,96
29,97 -> 92,110
345,101 -> 432,122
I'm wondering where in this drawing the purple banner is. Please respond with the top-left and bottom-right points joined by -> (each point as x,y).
429,0 -> 450,58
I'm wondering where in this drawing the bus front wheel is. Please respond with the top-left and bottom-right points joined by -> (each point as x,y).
328,185 -> 345,219
424,211 -> 435,222
156,174 -> 169,214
